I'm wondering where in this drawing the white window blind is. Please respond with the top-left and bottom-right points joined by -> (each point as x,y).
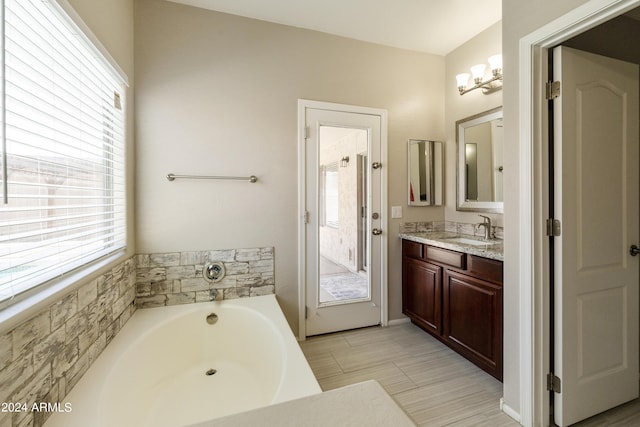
0,0 -> 127,303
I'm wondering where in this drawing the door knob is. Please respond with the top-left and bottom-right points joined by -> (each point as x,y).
372,228 -> 382,236
630,245 -> 640,256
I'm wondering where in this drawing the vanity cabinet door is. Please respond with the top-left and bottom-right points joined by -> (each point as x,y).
402,257 -> 442,335
442,270 -> 502,380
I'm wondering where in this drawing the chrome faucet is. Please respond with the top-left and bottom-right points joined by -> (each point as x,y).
475,215 -> 492,240
209,288 -> 219,301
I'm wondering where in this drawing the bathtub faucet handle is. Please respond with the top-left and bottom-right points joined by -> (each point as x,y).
209,288 -> 219,301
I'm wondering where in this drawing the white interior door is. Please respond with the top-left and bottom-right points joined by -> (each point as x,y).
553,46 -> 639,426
302,104 -> 384,336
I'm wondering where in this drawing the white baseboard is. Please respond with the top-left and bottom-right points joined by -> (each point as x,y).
387,317 -> 411,326
500,398 -> 522,423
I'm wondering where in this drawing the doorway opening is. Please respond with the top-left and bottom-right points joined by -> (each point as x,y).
518,1 -> 640,426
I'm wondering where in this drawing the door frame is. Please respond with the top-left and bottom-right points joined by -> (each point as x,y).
518,1 -> 640,425
297,99 -> 388,340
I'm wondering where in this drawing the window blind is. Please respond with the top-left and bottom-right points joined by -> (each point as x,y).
0,0 -> 127,303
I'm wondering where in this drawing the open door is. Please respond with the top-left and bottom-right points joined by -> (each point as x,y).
552,46 -> 639,426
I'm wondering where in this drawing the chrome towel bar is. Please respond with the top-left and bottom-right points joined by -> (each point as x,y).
166,173 -> 258,183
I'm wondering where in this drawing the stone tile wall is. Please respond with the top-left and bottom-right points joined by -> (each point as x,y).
400,220 -> 504,240
0,256 -> 136,427
135,247 -> 275,307
0,247 -> 276,427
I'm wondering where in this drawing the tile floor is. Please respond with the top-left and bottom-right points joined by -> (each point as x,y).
299,322 -> 640,427
299,322 -> 517,426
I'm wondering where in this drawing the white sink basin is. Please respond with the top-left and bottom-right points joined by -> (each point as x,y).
442,237 -> 499,246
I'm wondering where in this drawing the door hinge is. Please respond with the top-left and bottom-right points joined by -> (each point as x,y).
546,81 -> 561,100
305,306 -> 308,319
303,211 -> 310,224
303,126 -> 310,140
546,218 -> 561,237
547,373 -> 561,393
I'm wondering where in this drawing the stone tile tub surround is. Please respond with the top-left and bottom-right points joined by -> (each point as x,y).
0,256 -> 136,427
135,247 -> 275,307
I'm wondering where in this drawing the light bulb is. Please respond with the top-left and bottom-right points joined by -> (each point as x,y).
470,64 -> 486,83
456,73 -> 470,91
488,54 -> 502,75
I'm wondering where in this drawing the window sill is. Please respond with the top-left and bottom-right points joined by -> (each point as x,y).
0,250 -> 129,335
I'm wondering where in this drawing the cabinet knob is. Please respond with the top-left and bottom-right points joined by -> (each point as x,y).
630,245 -> 640,256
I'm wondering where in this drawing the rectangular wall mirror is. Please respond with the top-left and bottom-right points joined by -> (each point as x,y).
407,139 -> 444,206
456,107 -> 503,213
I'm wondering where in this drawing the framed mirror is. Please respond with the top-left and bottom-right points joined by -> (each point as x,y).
456,107 -> 503,213
407,139 -> 444,206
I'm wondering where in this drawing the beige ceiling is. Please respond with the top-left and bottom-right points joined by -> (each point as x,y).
166,0 -> 502,55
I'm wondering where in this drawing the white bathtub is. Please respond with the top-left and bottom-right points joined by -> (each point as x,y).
45,295 -> 321,427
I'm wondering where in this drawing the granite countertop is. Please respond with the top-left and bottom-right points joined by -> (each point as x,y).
399,231 -> 504,261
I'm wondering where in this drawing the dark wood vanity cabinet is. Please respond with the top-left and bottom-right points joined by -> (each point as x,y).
401,240 -> 503,381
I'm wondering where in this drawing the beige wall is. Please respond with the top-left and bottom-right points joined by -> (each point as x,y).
444,21 -> 502,226
502,0 -> 595,417
134,0 -> 446,334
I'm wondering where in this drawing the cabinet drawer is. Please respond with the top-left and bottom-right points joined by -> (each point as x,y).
425,246 -> 466,269
402,240 -> 424,260
468,255 -> 503,284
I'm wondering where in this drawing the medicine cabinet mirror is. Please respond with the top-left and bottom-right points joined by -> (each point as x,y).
407,139 -> 444,206
456,107 -> 503,213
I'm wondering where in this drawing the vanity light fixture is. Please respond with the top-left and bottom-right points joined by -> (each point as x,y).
456,54 -> 503,95
340,156 -> 350,167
